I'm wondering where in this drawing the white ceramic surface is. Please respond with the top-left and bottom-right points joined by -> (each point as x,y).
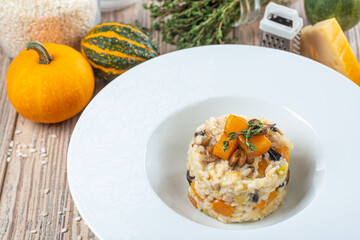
67,45 -> 360,240
100,0 -> 139,12
145,96 -> 323,230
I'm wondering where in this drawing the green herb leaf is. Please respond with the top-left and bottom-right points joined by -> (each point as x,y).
252,128 -> 261,135
248,121 -> 256,128
228,132 -> 238,141
222,141 -> 229,151
246,140 -> 256,151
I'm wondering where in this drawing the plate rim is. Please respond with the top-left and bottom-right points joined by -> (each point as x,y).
67,44 -> 360,239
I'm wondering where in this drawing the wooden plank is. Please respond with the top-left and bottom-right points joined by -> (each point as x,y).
0,47 -> 18,193
346,23 -> 360,61
0,11 -> 110,240
0,1 -> 171,238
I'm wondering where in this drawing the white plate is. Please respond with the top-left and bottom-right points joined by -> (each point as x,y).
68,45 -> 360,239
100,0 -> 140,12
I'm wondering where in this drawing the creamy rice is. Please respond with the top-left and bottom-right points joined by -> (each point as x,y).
187,114 -> 292,223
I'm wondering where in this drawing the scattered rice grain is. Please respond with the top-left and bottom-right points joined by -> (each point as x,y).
6,157 -> 11,163
58,211 -> 63,215
40,212 -> 48,217
40,153 -> 47,158
74,216 -> 82,222
47,221 -> 51,225
41,147 -> 46,153
77,235 -> 82,240
15,130 -> 22,135
50,134 -> 58,138
9,141 -> 14,148
30,230 -> 37,234
29,148 -> 36,153
61,228 -> 68,233
44,188 -> 50,194
41,160 -> 48,165
63,208 -> 71,212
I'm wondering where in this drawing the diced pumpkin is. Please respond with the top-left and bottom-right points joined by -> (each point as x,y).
190,182 -> 203,201
257,159 -> 269,177
274,146 -> 289,163
224,114 -> 248,134
255,191 -> 279,210
255,198 -> 266,210
213,133 -> 237,160
188,191 -> 198,208
211,199 -> 234,217
239,135 -> 271,157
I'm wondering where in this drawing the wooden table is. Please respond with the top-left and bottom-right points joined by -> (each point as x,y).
0,1 -> 359,239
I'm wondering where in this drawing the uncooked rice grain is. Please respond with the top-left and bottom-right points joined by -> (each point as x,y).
0,0 -> 98,58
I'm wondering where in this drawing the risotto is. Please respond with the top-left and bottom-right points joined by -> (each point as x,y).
186,114 -> 292,223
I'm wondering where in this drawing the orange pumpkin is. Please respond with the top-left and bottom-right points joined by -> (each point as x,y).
6,41 -> 94,123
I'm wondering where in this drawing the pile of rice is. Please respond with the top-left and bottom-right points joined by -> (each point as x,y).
186,114 -> 292,223
0,0 -> 99,58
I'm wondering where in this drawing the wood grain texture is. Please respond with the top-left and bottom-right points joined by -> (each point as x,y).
0,47 -> 17,194
0,0 -> 360,239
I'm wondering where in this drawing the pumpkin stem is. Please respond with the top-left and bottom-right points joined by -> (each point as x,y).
25,41 -> 53,64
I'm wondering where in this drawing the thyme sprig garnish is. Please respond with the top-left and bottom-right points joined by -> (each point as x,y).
222,120 -> 276,152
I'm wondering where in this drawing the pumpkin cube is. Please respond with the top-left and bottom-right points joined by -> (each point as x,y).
211,199 -> 234,217
239,135 -> 271,157
224,114 -> 248,134
274,146 -> 289,163
213,133 -> 237,160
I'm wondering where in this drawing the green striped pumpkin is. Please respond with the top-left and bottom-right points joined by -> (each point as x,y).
81,22 -> 160,81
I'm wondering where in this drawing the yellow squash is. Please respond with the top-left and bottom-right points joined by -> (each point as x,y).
7,41 -> 94,123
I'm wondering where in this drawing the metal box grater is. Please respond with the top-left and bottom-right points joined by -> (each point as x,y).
259,2 -> 303,54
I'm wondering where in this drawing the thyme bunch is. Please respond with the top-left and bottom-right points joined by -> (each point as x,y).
144,0 -> 275,49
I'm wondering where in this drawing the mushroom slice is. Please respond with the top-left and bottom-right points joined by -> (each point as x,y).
270,126 -> 283,135
195,129 -> 211,146
213,184 -> 221,191
246,166 -> 255,178
246,152 -> 255,164
228,149 -> 246,168
202,130 -> 211,146
205,145 -> 219,163
268,148 -> 282,161
237,136 -> 255,164
186,170 -> 195,185
236,149 -> 247,168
